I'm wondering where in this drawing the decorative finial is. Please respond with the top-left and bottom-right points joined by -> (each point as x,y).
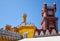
44,2 -> 46,4
23,13 -> 27,23
53,2 -> 56,12
53,2 -> 56,5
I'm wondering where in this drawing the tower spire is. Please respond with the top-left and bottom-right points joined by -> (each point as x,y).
23,13 -> 27,23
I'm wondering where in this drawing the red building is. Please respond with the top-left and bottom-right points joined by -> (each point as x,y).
35,3 -> 58,37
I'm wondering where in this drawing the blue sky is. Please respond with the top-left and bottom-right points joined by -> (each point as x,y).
0,0 -> 60,29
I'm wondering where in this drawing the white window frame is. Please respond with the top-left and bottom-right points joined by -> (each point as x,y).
49,22 -> 54,27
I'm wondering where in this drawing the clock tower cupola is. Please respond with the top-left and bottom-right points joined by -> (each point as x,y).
41,3 -> 58,33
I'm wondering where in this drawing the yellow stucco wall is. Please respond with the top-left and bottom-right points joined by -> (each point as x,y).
18,26 -> 36,38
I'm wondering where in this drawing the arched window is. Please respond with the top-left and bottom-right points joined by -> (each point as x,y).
45,30 -> 50,36
51,29 -> 56,35
48,10 -> 53,15
49,22 -> 54,27
24,32 -> 28,38
35,31 -> 38,36
40,31 -> 44,36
